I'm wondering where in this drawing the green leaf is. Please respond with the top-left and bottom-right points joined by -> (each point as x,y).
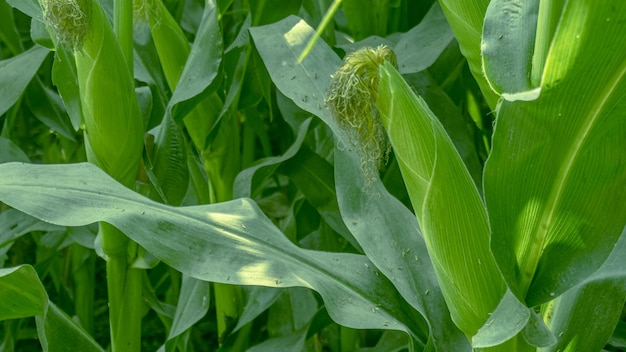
342,0 -> 390,40
0,162 -> 425,341
395,3 -> 455,75
471,290 -> 529,348
249,0 -> 303,26
0,0 -> 23,55
0,265 -> 47,320
282,147 -> 362,253
484,0 -> 626,306
377,61 -> 506,336
163,275 -> 210,351
234,118 -> 313,199
0,137 -> 29,164
437,0 -> 498,108
250,16 -> 340,132
541,279 -> 625,352
232,286 -> 282,333
37,302 -> 104,352
481,0 -> 539,97
0,265 -> 104,351
5,0 -> 42,20
0,209 -> 62,247
25,78 -> 76,140
148,114 -> 189,206
167,1 -> 222,122
0,45 -> 49,116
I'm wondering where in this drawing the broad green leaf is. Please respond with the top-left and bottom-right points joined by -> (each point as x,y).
163,275 -> 210,352
0,45 -> 49,116
0,0 -> 23,55
249,16 -> 340,132
0,137 -> 29,163
247,328 -> 306,352
484,0 -> 626,306
377,61 -> 506,336
37,302 -> 104,352
482,0 -> 539,97
0,265 -> 47,319
342,0 -> 390,40
5,0 -> 42,20
251,15 -> 469,351
0,265 -> 104,352
282,147 -> 362,252
0,162 -> 425,341
471,290 -> 529,348
358,331 -> 410,352
0,209 -> 62,247
148,114 -> 189,205
253,287 -> 317,352
25,78 -> 76,140
234,118 -> 313,199
249,0 -> 303,26
523,310 -> 555,348
541,278 -> 626,352
232,286 -> 282,333
437,0 -> 498,108
167,0 -> 222,122
394,3 -> 454,75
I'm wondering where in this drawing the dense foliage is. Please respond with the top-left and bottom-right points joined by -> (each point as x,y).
1,0 -> 625,351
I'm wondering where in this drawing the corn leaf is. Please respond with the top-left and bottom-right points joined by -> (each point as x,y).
483,0 -> 626,306
541,278 -> 626,352
165,0 -> 222,122
0,265 -> 104,351
0,137 -> 29,163
0,45 -> 49,116
5,0 -> 42,20
394,3 -> 454,75
437,0 -> 498,108
481,0 -> 539,97
0,0 -> 22,55
0,161 -> 425,343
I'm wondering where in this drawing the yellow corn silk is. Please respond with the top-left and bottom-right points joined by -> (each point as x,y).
41,0 -> 143,188
326,45 -> 396,185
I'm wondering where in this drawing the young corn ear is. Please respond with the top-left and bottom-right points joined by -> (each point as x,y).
327,46 -> 506,337
376,60 -> 506,337
41,0 -> 143,188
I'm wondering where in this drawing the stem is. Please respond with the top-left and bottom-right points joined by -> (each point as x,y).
214,283 -> 242,342
101,223 -> 141,351
71,243 -> 95,334
531,0 -> 564,86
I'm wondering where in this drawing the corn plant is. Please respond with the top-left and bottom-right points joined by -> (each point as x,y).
0,0 -> 625,351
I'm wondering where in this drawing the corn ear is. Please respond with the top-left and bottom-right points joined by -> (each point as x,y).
375,60 -> 505,336
41,0 -> 143,188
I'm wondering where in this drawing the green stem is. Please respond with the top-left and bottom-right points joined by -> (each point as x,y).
71,243 -> 95,334
214,283 -> 242,342
101,223 -> 141,351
